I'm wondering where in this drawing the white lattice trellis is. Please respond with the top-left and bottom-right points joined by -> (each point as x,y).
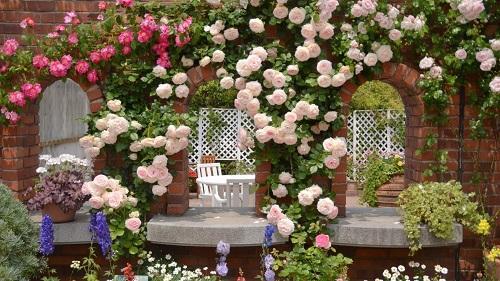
347,109 -> 405,180
189,108 -> 254,164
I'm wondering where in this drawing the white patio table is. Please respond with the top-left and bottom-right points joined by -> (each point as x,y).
196,174 -> 255,207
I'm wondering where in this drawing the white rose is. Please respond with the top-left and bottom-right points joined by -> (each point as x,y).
152,65 -> 166,77
388,29 -> 402,41
317,198 -> 335,216
273,5 -> 288,19
181,56 -> 194,67
288,7 -> 306,24
272,184 -> 288,198
317,60 -> 333,75
363,52 -> 378,66
211,33 -> 226,45
287,65 -> 299,76
249,18 -> 265,33
419,56 -> 434,69
324,111 -> 338,122
277,217 -> 295,237
172,72 -> 188,85
131,121 -> 142,130
376,45 -> 393,63
235,77 -> 246,90
211,50 -> 225,63
200,56 -> 211,67
220,76 -> 234,89
294,46 -> 310,62
489,76 -> 500,93
175,84 -> 190,98
272,72 -> 286,88
301,24 -> 317,39
156,83 -> 173,99
298,189 -> 314,206
107,100 -> 122,112
152,185 -> 167,196
331,73 -> 346,87
319,23 -> 334,39
250,47 -> 268,61
246,81 -> 263,96
95,118 -> 108,131
216,68 -> 228,78
317,75 -> 332,88
223,28 -> 239,41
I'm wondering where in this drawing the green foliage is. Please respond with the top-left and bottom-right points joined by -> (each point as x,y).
359,153 -> 404,207
189,80 -> 237,112
223,160 -> 255,175
350,81 -> 403,111
398,181 -> 489,255
0,184 -> 44,280
272,245 -> 352,281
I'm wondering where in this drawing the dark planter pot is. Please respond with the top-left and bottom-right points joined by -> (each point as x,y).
376,175 -> 405,207
42,203 -> 76,223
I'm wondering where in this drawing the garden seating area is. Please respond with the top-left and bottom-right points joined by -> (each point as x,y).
0,0 -> 499,280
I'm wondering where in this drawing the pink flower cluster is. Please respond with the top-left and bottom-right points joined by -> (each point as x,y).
237,128 -> 255,151
136,155 -> 173,196
83,174 -> 137,209
1,107 -> 20,124
125,212 -> 142,234
64,11 -> 80,25
322,137 -> 347,169
475,48 -> 496,72
8,83 -> 42,107
457,0 -> 484,22
317,197 -> 339,219
129,125 -> 191,156
350,0 -> 377,18
117,0 -> 133,8
266,205 -> 295,237
175,17 -> 192,47
20,17 -> 35,29
317,0 -> 340,22
138,14 -> 158,43
33,54 -> 50,69
1,39 -> 19,56
118,30 -> 134,55
79,135 -> 105,158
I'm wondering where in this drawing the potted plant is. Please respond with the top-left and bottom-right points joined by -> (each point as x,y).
485,246 -> 500,280
359,152 -> 405,207
25,154 -> 93,223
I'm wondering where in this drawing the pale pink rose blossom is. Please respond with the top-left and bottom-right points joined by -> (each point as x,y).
331,73 -> 346,87
489,77 -> 500,93
288,7 -> 306,24
279,172 -> 294,184
220,77 -> 234,89
457,0 -> 484,22
328,206 -> 339,219
480,58 -> 496,71
107,191 -> 124,209
125,217 -> 142,233
363,52 -> 378,66
319,23 -> 334,39
152,185 -> 167,196
246,81 -> 263,96
324,111 -> 338,122
307,185 -> 323,199
89,197 -> 104,209
455,49 -> 467,60
301,24 -> 317,39
317,198 -> 335,216
317,60 -> 333,75
249,18 -> 265,33
295,46 -> 310,62
298,189 -> 314,206
285,112 -> 298,123
273,5 -> 288,19
388,29 -> 402,41
376,45 -> 393,63
93,174 -> 110,187
287,65 -> 299,76
223,28 -> 239,41
419,56 -> 434,69
172,72 -> 188,85
317,75 -> 332,88
297,143 -> 311,155
277,217 -> 294,237
306,42 -> 321,58
324,155 -> 340,169
175,84 -> 190,98
271,72 -> 286,88
272,184 -> 288,198
267,205 -> 285,225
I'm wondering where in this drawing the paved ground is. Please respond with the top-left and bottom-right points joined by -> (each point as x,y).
189,195 -> 365,208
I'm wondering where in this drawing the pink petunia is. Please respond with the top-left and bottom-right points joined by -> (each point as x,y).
33,54 -> 49,69
68,32 -> 79,44
1,39 -> 19,56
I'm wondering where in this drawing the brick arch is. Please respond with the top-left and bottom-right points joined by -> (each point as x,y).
333,62 -> 435,215
0,77 -> 103,199
165,65 -> 218,215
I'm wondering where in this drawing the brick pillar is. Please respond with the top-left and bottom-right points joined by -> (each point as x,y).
255,161 -> 272,216
0,104 -> 40,199
333,127 -> 348,217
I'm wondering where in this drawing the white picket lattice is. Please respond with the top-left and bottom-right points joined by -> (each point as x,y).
347,109 -> 405,180
189,108 -> 254,165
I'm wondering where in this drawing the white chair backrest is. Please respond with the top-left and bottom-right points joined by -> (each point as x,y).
196,163 -> 222,195
226,178 -> 254,208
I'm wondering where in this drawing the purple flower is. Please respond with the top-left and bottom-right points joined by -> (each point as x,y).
89,212 -> 112,257
39,215 -> 54,256
264,254 -> 274,269
264,224 -> 275,247
216,262 -> 228,277
264,268 -> 275,281
216,240 -> 230,256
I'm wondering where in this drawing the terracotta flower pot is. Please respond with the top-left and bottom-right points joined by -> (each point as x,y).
201,154 -> 216,163
376,175 -> 405,207
42,203 -> 76,223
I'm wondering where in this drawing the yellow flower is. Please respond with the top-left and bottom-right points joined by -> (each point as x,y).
487,247 -> 500,262
477,219 -> 490,236
397,161 -> 404,167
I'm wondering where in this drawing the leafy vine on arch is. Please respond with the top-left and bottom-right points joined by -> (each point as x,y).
0,0 -> 498,277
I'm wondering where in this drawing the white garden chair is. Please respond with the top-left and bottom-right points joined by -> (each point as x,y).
196,163 -> 227,207
225,178 -> 255,208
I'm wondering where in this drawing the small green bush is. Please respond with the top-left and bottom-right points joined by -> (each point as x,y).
0,184 -> 44,280
189,80 -> 237,113
350,81 -> 403,111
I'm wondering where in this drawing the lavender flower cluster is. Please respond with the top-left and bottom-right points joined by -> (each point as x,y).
262,224 -> 276,281
215,240 -> 230,277
39,214 -> 54,256
89,211 -> 112,257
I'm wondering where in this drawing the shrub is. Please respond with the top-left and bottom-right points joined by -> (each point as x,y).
189,80 -> 237,113
0,184 -> 44,280
398,181 -> 489,254
359,153 -> 404,207
350,81 -> 403,111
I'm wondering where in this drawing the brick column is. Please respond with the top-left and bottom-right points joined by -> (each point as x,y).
0,104 -> 39,199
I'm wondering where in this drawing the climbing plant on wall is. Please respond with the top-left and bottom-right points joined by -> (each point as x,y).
0,0 -> 498,278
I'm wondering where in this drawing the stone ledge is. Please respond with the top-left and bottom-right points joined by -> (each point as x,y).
32,210 -> 92,245
147,207 -> 288,247
329,207 -> 463,248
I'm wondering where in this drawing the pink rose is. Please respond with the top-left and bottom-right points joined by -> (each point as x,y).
489,77 -> 500,93
272,184 -> 288,198
249,18 -> 265,33
288,7 -> 306,24
297,143 -> 310,155
49,61 -> 68,78
267,205 -> 285,225
75,60 -> 89,74
324,155 -> 340,169
324,111 -> 338,123
125,217 -> 142,233
223,28 -> 239,41
89,196 -> 104,209
455,49 -> 467,60
136,166 -> 149,180
298,189 -> 314,206
93,174 -> 109,187
319,24 -> 334,40
271,72 -> 286,88
87,69 -> 99,83
20,83 -> 42,101
317,60 -> 333,75
317,75 -> 332,88
315,234 -> 331,249
277,217 -> 294,237
33,54 -> 49,69
146,165 -> 160,180
89,51 -> 101,64
152,185 -> 167,196
68,32 -> 79,44
284,112 -> 297,123
317,198 -> 335,216
301,24 -> 317,40
295,46 -> 310,62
